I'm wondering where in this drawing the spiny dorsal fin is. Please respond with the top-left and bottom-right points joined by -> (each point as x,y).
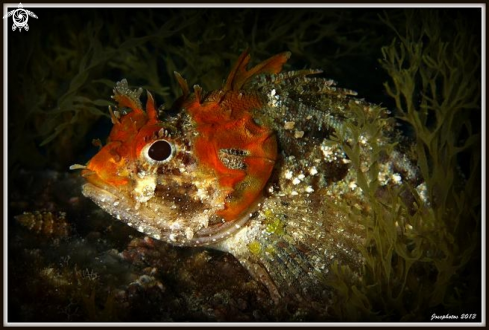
174,71 -> 189,99
193,85 -> 203,104
224,50 -> 291,92
145,91 -> 158,121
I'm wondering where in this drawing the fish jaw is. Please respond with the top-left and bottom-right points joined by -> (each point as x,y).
81,180 -> 259,247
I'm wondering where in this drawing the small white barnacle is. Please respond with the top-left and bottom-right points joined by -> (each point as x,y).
349,181 -> 357,191
185,227 -> 194,240
416,183 -> 428,204
321,145 -> 333,158
359,134 -> 368,145
284,121 -> 295,130
268,88 -> 281,107
391,173 -> 402,184
309,166 -> 318,176
294,130 -> 304,139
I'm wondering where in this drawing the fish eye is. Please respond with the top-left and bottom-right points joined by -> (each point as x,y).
144,139 -> 174,163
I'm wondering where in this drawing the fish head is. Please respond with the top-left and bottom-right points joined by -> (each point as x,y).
78,51 -> 290,246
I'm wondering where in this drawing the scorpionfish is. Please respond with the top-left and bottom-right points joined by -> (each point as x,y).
75,51 -> 422,306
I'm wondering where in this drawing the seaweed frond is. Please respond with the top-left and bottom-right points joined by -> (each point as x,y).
329,9 -> 481,321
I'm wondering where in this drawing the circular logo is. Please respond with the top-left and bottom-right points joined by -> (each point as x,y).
3,3 -> 38,32
12,9 -> 28,30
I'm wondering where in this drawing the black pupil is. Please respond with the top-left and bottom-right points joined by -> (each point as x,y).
148,140 -> 172,161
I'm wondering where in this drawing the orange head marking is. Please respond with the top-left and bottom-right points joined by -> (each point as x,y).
183,50 -> 290,221
83,80 -> 164,188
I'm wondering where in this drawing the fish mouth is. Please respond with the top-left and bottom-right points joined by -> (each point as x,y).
80,176 -> 142,234
82,182 -> 119,204
80,169 -> 123,199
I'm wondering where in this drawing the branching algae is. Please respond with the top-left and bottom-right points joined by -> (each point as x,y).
327,10 -> 481,321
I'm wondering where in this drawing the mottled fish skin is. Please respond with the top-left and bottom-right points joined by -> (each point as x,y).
76,51 -> 421,306
213,69 -> 408,304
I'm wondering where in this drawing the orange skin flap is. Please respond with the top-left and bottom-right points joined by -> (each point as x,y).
184,51 -> 289,220
185,94 -> 277,221
83,90 -> 162,188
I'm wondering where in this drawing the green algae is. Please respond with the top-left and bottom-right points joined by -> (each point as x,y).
328,9 -> 481,321
247,240 -> 262,255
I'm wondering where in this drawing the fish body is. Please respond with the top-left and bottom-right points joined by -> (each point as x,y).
78,51 -> 420,305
